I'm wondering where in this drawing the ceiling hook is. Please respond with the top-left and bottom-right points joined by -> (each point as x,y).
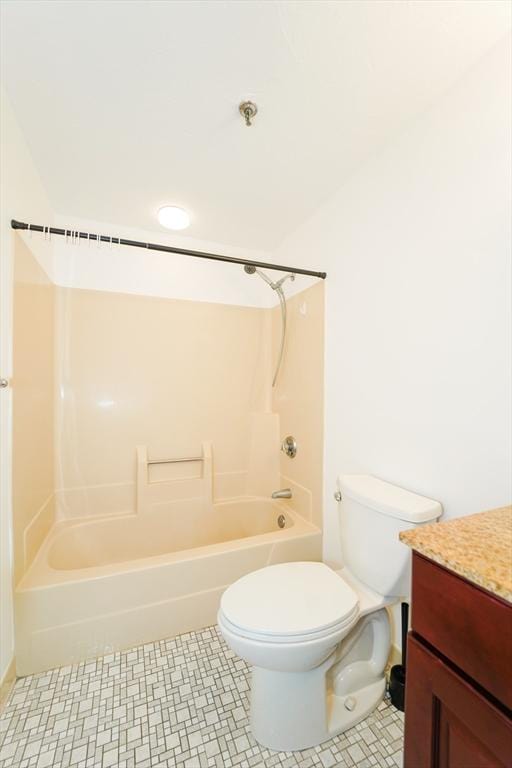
239,101 -> 258,127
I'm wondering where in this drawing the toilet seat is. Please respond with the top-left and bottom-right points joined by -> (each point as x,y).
220,562 -> 360,644
218,608 -> 358,645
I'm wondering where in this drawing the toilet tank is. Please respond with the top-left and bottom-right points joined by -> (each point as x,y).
338,475 -> 442,598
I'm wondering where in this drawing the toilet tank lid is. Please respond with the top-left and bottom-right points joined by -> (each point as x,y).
339,475 -> 442,523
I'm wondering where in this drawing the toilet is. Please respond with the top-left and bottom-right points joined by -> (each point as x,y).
218,475 -> 442,751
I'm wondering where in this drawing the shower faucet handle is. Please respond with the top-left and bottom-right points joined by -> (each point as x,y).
281,436 -> 297,458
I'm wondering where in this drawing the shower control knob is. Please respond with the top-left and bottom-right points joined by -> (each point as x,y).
334,491 -> 342,502
344,696 -> 356,712
281,436 -> 297,458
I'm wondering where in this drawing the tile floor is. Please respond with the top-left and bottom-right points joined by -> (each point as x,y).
0,626 -> 403,768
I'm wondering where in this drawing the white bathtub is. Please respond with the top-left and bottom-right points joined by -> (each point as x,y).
15,497 -> 321,675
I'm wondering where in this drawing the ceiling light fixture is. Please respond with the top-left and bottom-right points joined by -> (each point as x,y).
157,205 -> 190,230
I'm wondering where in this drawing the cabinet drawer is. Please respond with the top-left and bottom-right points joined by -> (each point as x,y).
411,553 -> 512,710
404,634 -> 512,768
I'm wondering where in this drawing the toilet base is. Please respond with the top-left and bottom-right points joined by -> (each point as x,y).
250,663 -> 386,752
250,609 -> 391,752
327,677 -> 386,741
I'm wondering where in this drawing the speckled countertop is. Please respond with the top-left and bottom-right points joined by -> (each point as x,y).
400,505 -> 512,603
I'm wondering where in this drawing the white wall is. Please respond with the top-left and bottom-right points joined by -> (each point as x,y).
0,87 -> 56,684
275,35 -> 512,567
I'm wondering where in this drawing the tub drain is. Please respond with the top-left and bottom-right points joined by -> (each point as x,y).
277,514 -> 286,529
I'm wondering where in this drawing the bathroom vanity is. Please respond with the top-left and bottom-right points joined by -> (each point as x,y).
400,506 -> 512,768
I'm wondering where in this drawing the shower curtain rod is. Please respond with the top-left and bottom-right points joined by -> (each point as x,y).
10,219 -> 327,280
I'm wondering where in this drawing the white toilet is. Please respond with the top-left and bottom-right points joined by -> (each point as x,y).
218,475 -> 442,751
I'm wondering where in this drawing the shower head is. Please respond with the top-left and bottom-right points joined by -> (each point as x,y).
243,264 -> 273,287
243,264 -> 296,290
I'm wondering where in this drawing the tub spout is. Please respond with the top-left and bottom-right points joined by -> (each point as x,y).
271,488 -> 292,499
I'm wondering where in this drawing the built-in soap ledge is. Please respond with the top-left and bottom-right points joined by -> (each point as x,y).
136,442 -> 213,513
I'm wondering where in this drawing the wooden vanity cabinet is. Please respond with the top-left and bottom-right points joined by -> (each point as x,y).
403,553 -> 512,768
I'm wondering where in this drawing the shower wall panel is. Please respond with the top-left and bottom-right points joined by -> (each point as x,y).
54,287 -> 277,518
12,236 -> 56,584
272,281 -> 324,528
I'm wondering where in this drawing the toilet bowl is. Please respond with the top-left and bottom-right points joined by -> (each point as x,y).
218,475 -> 442,751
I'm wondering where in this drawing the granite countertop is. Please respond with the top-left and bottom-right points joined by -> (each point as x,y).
400,505 -> 512,603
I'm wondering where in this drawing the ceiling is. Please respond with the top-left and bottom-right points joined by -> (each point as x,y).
1,0 -> 510,251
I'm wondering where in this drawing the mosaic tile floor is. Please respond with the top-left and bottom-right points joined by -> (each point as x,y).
0,626 -> 403,768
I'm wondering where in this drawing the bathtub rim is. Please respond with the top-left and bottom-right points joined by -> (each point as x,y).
16,497 -> 319,592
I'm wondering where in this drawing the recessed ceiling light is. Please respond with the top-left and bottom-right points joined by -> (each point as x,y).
157,205 -> 190,230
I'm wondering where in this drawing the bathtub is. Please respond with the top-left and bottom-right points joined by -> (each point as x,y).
15,497 -> 321,675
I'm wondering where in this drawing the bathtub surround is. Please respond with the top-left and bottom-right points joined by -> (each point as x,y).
11,260 -> 324,674
55,287 -> 268,512
54,285 -> 315,519
272,282 -> 324,529
0,86 -> 57,694
0,626 -> 404,768
12,237 -> 56,586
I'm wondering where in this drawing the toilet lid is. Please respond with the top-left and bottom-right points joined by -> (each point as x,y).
220,562 -> 359,638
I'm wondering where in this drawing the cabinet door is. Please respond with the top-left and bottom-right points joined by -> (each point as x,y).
404,635 -> 512,768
